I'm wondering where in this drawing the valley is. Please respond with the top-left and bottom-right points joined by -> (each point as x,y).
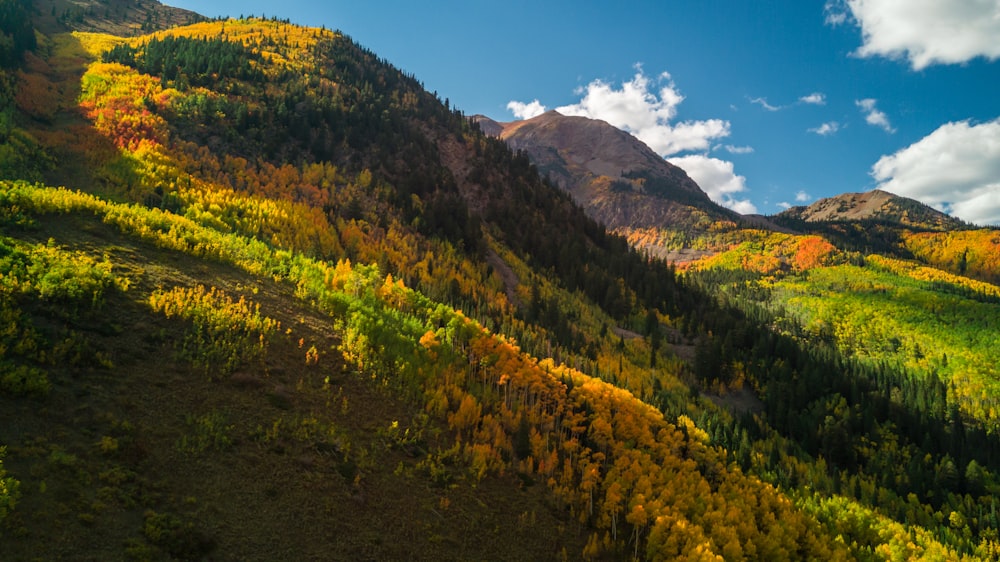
1,1 -> 999,559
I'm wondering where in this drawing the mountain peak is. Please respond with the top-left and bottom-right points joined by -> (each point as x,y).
778,189 -> 965,231
472,111 -> 736,236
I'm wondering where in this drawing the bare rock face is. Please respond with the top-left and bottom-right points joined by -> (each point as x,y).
779,189 -> 965,231
473,111 -> 737,233
472,115 -> 504,138
34,0 -> 205,36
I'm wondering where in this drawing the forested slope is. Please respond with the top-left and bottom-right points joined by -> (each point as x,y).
0,7 -> 998,560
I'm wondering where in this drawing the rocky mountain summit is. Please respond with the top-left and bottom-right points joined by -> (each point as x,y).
474,111 -> 737,233
778,189 -> 966,231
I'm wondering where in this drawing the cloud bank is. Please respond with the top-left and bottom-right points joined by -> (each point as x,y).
871,118 -> 1000,226
509,67 -> 755,213
827,0 -> 1000,69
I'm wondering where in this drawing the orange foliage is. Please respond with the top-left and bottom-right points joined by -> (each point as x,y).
79,62 -> 170,151
792,236 -> 836,272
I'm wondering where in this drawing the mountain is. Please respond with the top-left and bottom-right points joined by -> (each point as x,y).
0,9 -> 846,560
2,4 -> 1000,560
777,189 -> 966,231
474,111 -> 739,238
32,0 -> 205,36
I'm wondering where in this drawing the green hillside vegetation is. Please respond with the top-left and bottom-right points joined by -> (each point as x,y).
0,181 -> 848,560
0,8 -> 999,560
686,232 -> 1000,558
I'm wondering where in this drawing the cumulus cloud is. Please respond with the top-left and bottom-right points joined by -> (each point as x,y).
856,99 -> 895,133
777,201 -> 793,210
827,0 -> 1000,69
809,121 -> 841,136
723,144 -> 754,154
669,154 -> 757,214
553,67 -> 730,156
870,118 -> 1000,225
799,92 -> 826,105
795,191 -> 812,203
506,99 -> 548,120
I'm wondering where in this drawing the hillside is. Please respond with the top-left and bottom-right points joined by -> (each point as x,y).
1,3 -> 1000,560
0,199 -> 594,560
32,0 -> 205,36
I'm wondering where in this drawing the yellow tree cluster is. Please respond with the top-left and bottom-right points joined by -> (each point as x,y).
868,254 -> 1000,300
148,284 -> 279,375
413,306 -> 844,559
904,230 -> 1000,285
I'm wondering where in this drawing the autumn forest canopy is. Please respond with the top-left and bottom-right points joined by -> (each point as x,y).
1,2 -> 1000,560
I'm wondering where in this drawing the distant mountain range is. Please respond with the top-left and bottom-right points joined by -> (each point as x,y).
475,112 -> 970,251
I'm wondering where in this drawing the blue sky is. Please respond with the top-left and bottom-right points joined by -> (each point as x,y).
164,1 -> 1000,225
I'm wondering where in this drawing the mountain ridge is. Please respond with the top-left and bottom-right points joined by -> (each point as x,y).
777,188 -> 966,231
32,0 -> 205,36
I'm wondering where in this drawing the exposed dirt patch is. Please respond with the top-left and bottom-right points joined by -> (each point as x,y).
652,248 -> 718,264
485,248 -> 521,307
704,386 -> 765,416
612,326 -> 643,340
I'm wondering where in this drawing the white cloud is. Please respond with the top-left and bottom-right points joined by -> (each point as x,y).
856,98 -> 895,133
749,97 -> 782,112
830,0 -> 1000,70
553,67 -> 731,156
809,121 -> 841,136
777,201 -> 793,210
723,144 -> 754,154
824,1 -> 849,25
668,154 -> 757,214
870,118 -> 1000,225
795,190 -> 812,203
799,92 -> 826,105
506,99 -> 548,120
637,118 -> 731,156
